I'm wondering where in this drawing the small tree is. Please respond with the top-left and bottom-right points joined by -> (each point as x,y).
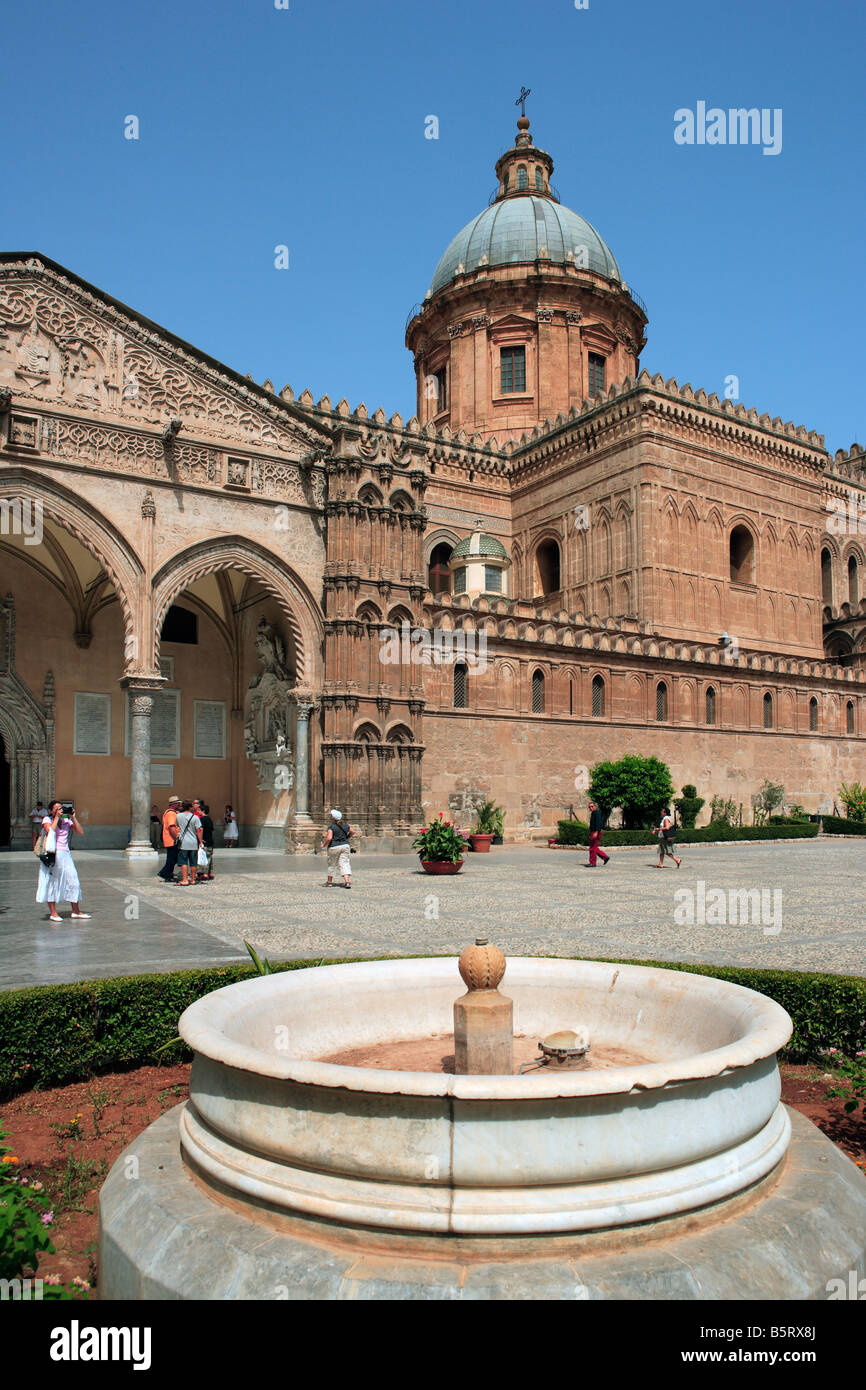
709,795 -> 738,826
674,784 -> 705,828
752,779 -> 784,826
839,781 -> 866,822
588,755 -> 675,829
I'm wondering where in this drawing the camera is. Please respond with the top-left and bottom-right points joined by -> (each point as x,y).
61,802 -> 75,816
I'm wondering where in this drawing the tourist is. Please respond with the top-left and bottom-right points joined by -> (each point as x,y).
28,800 -> 45,849
656,807 -> 681,868
36,800 -> 90,923
223,804 -> 239,847
149,803 -> 161,852
175,800 -> 203,886
157,796 -> 182,882
323,809 -> 354,888
195,799 -> 215,881
587,801 -> 610,867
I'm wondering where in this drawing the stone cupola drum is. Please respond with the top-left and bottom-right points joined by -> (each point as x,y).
406,110 -> 647,443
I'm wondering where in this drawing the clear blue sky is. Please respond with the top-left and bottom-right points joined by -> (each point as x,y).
4,0 -> 864,452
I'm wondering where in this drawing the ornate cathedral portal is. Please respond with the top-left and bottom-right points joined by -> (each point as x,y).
0,107 -> 864,849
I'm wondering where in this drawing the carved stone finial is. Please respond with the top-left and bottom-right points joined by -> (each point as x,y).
458,937 -> 506,992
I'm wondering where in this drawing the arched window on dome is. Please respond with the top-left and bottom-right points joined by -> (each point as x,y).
503,171 -> 509,192
534,166 -> 543,190
428,542 -> 453,596
517,164 -> 528,190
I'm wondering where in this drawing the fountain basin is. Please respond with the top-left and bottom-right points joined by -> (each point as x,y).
177,957 -> 792,1235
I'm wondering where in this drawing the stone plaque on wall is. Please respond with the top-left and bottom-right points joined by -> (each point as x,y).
74,693 -> 111,755
125,690 -> 180,758
150,764 -> 174,787
194,701 -> 226,759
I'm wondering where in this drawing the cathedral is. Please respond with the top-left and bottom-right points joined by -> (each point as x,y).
0,110 -> 863,853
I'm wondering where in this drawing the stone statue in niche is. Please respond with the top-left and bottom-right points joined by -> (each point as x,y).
244,617 -> 297,792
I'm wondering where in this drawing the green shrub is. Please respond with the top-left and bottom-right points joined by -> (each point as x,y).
0,959 -> 355,1099
821,814 -> 866,835
588,754 -> 675,828
0,954 -> 862,1097
556,821 -> 818,846
839,781 -> 866,821
674,784 -> 705,828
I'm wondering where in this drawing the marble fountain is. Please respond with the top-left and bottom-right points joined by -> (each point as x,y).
99,949 -> 866,1300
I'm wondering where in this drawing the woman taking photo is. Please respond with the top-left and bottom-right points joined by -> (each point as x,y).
223,804 -> 239,847
36,801 -> 91,923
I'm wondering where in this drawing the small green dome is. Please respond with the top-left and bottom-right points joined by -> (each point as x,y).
450,532 -> 509,561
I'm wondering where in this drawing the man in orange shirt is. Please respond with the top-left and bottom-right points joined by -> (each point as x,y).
157,795 -> 182,882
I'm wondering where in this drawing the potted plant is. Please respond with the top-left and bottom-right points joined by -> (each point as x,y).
412,814 -> 468,874
467,800 -> 501,853
490,804 -> 505,846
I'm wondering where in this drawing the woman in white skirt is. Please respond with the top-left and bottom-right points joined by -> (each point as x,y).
223,804 -> 239,848
36,801 -> 90,923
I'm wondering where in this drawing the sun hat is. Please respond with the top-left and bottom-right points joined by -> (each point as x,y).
168,795 -> 182,805
330,809 -> 342,820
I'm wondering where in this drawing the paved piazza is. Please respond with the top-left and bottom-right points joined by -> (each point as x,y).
0,840 -> 863,990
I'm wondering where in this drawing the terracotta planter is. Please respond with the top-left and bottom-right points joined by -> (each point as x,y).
468,833 -> 495,853
420,859 -> 464,875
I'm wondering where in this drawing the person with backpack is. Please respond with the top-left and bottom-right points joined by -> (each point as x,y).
656,807 -> 681,868
175,800 -> 203,886
323,809 -> 354,888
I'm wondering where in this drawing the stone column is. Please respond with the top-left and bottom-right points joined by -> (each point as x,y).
294,700 -> 314,819
123,683 -> 158,859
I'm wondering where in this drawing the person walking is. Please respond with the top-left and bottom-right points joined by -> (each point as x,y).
587,801 -> 610,867
656,807 -> 681,868
36,800 -> 90,922
157,796 -> 182,882
29,800 -> 45,849
149,804 -> 161,852
174,801 -> 203,886
223,805 -> 239,848
196,799 -> 215,881
323,809 -> 354,888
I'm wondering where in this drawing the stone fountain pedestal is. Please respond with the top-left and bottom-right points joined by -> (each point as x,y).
99,958 -> 866,1300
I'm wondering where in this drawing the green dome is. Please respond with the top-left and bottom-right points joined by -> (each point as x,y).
429,197 -> 621,297
451,532 -> 509,561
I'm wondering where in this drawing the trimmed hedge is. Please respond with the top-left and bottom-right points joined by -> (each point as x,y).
556,820 -> 819,846
821,815 -> 866,836
0,958 -> 355,1099
0,954 -> 863,1096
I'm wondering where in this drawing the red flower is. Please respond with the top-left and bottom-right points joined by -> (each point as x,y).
444,822 -> 451,827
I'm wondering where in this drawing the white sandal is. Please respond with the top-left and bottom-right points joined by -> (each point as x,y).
70,912 -> 91,919
48,914 -> 62,923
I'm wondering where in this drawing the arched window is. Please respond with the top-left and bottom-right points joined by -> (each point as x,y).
428,542 -> 453,596
531,669 -> 545,713
503,171 -> 509,191
591,674 -> 605,718
161,605 -> 198,644
763,692 -> 774,729
569,678 -> 574,716
517,164 -> 528,190
705,686 -> 717,725
453,662 -> 468,709
847,701 -> 855,734
821,548 -> 833,605
849,555 -> 859,607
656,682 -> 668,721
453,566 -> 467,595
535,539 -> 561,596
809,696 -> 819,731
534,166 -> 543,190
730,525 -> 755,584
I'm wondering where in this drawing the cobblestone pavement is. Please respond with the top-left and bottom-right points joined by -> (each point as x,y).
0,841 -> 863,988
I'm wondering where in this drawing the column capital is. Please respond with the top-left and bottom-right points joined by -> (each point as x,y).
120,675 -> 165,695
